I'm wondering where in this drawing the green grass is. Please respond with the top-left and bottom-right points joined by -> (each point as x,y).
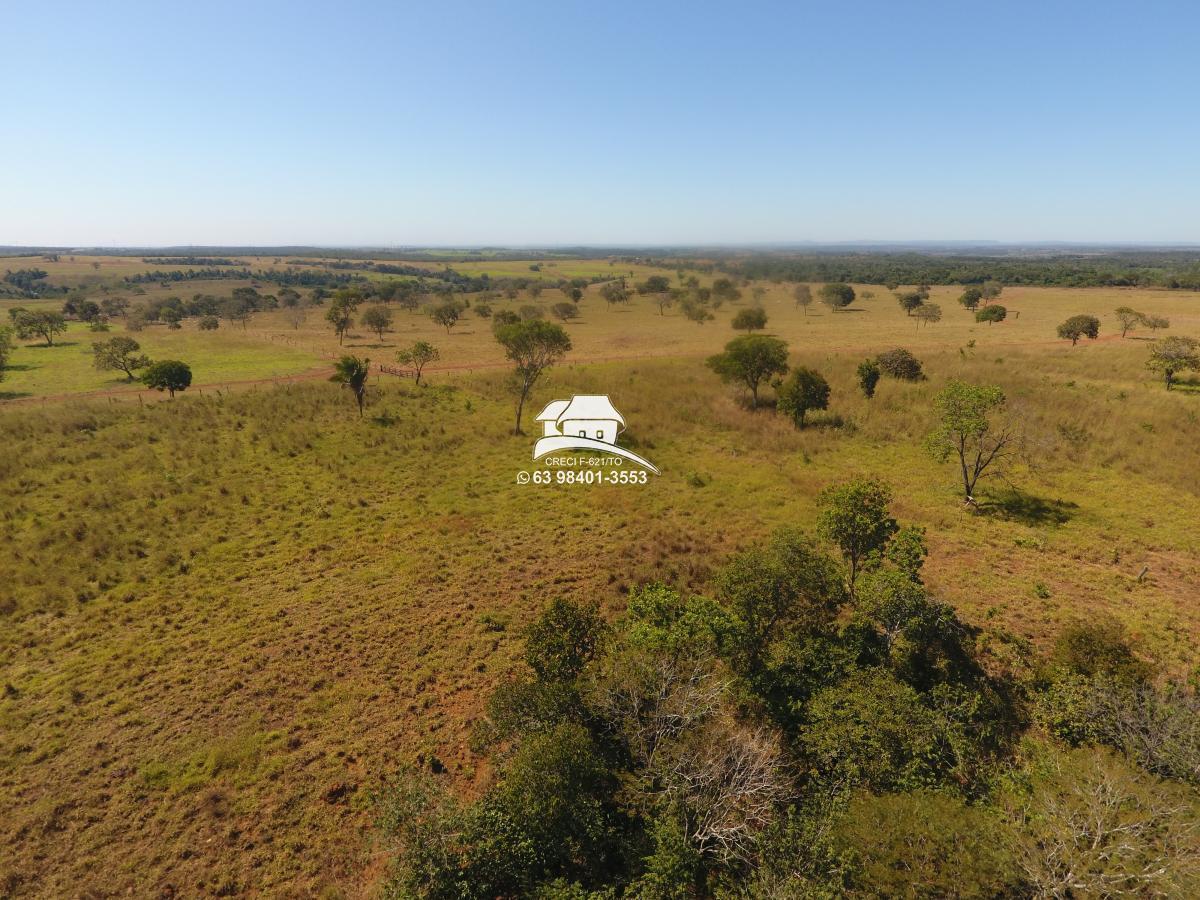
0,318 -> 317,399
2,341 -> 1199,894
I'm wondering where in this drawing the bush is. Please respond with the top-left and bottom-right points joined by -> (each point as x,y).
1051,618 -> 1151,681
856,358 -> 880,398
875,348 -> 924,381
198,315 -> 220,330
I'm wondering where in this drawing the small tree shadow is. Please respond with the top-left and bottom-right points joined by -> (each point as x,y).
978,487 -> 1077,526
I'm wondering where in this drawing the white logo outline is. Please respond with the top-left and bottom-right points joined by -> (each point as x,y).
532,394 -> 660,474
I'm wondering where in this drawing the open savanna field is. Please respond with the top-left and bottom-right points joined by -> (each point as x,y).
2,255 -> 1200,896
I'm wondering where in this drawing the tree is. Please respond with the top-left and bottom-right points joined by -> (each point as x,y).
92,336 -> 150,381
706,335 -> 789,409
325,299 -> 354,345
223,287 -> 260,329
793,284 -> 813,315
551,302 -> 579,322
876,348 -> 923,381
958,287 -> 983,311
731,307 -> 768,333
857,359 -> 881,399
283,308 -> 306,330
495,319 -> 572,434
817,477 -> 897,595
430,301 -> 463,333
1144,315 -> 1170,334
680,297 -> 714,324
897,290 -> 925,316
396,341 -> 440,386
198,315 -> 220,331
1004,747 -> 1200,898
13,310 -> 67,346
776,367 -> 829,428
819,283 -> 855,312
975,305 -> 1007,324
100,297 -> 129,319
141,360 -> 192,398
926,381 -> 1015,502
0,327 -> 12,381
330,355 -> 370,417
600,281 -> 630,309
637,275 -> 671,295
361,305 -> 394,340
1115,306 -> 1143,338
1147,335 -> 1200,389
1057,314 -> 1100,345
914,303 -> 942,328
980,281 -> 1003,304
711,278 -> 741,305
524,598 -> 605,682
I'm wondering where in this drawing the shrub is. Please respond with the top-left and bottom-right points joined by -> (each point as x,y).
976,305 -> 1007,324
197,315 -> 220,330
856,358 -> 881,398
875,348 -> 924,381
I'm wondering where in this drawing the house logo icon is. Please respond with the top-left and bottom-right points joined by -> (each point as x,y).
533,395 -> 660,474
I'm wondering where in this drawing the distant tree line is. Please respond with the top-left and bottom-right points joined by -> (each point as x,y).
141,257 -> 239,266
717,252 -> 1200,290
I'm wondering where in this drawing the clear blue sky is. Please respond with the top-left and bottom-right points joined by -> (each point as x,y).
3,0 -> 1198,246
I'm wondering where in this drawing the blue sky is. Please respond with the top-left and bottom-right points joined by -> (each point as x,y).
3,0 -> 1198,246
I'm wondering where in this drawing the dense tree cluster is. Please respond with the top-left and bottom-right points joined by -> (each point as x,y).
378,486 -> 1200,898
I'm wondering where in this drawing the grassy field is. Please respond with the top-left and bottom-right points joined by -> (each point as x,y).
2,259 -> 1200,895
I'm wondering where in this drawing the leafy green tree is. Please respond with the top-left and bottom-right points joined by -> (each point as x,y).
706,335 -> 789,409
958,287 -> 983,311
361,304 -> 393,339
92,336 -> 150,381
801,668 -> 949,791
524,598 -> 605,682
1115,306 -> 1143,338
710,278 -> 741,304
857,358 -> 880,398
396,341 -> 440,386
13,309 -> 67,346
1147,335 -> 1200,389
793,284 -> 813,314
325,299 -> 354,345
817,477 -> 898,595
600,281 -> 630,309
1057,314 -> 1100,345
431,301 -> 464,333
975,304 -> 1007,324
330,355 -> 370,416
819,282 -> 855,312
140,360 -> 192,398
679,297 -> 714,324
926,381 -> 1014,502
637,275 -> 671,295
776,366 -> 829,427
897,290 -> 925,315
979,281 -> 1003,304
495,319 -> 572,434
730,307 -> 768,332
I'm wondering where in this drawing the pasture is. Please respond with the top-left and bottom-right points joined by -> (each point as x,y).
1,256 -> 1199,895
